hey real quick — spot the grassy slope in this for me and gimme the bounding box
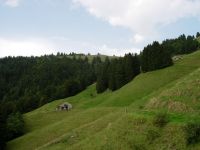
[7,50,200,150]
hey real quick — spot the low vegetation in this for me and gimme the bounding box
[146,129,160,144]
[184,121,200,145]
[153,112,169,128]
[6,113,24,141]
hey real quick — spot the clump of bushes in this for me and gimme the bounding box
[6,112,25,140]
[153,112,169,127]
[184,121,200,145]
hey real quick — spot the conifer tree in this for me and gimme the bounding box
[108,59,117,91]
[196,32,200,38]
[96,57,110,93]
[141,41,173,72]
[115,58,125,89]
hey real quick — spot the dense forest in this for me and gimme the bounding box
[0,33,200,149]
[0,54,97,149]
[96,54,140,93]
[0,54,96,112]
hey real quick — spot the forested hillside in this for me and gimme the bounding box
[0,54,95,113]
[7,48,200,150]
[0,33,200,149]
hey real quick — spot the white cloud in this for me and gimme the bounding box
[100,44,140,56]
[4,0,20,7]
[0,37,56,57]
[0,37,139,57]
[130,34,144,44]
[73,0,200,42]
[49,37,139,56]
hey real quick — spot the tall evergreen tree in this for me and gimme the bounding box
[108,59,117,91]
[124,53,141,83]
[115,58,125,89]
[124,53,135,82]
[96,57,110,93]
[196,32,200,38]
[132,54,141,76]
[141,41,173,72]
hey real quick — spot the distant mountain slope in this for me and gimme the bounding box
[7,50,200,150]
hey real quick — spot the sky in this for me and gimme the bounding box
[0,0,200,57]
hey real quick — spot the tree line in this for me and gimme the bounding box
[162,34,200,56]
[96,54,140,93]
[96,33,200,92]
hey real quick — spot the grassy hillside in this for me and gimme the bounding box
[7,50,200,150]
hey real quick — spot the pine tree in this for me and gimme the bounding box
[141,41,173,72]
[108,59,117,91]
[196,32,200,38]
[115,58,125,89]
[124,53,141,83]
[132,54,141,76]
[96,57,110,93]
[124,53,135,82]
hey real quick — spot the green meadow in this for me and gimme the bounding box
[7,50,200,150]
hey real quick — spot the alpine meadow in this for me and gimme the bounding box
[1,0,200,150]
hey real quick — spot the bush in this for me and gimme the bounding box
[153,113,169,127]
[184,122,200,145]
[0,116,6,150]
[146,129,160,143]
[6,112,25,140]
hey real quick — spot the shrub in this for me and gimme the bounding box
[184,122,200,145]
[153,113,169,127]
[6,112,25,140]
